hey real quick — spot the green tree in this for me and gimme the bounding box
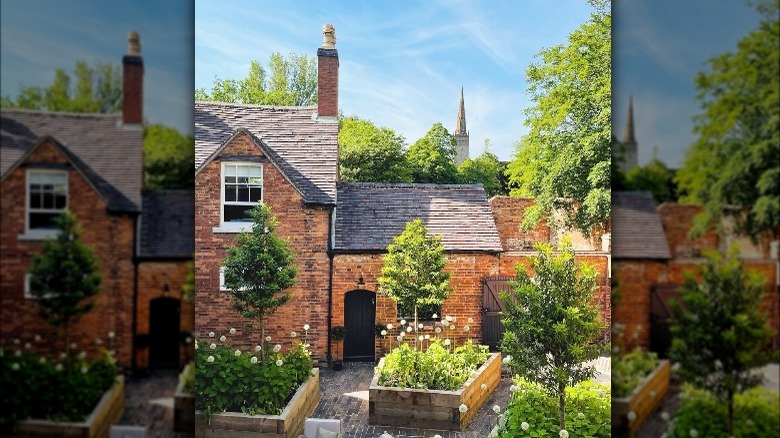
[196,53,317,106]
[2,60,121,113]
[501,238,604,431]
[338,116,411,182]
[377,219,453,345]
[222,202,298,358]
[143,124,195,189]
[28,211,102,356]
[675,1,780,241]
[506,1,611,236]
[457,142,507,197]
[406,123,459,184]
[669,247,772,436]
[626,158,676,203]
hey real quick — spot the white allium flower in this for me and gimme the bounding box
[418,335,424,341]
[209,332,215,338]
[24,342,31,350]
[290,331,297,338]
[381,330,387,336]
[108,331,116,339]
[502,356,511,364]
[492,405,501,414]
[442,320,449,327]
[627,411,637,422]
[95,338,102,345]
[577,412,585,419]
[39,357,46,364]
[81,366,88,374]
[185,337,192,344]
[418,323,423,329]
[435,327,441,333]
[387,324,393,330]
[255,345,262,352]
[78,351,86,360]
[632,332,639,340]
[446,315,453,322]
[195,340,199,350]
[433,435,442,438]
[480,383,487,391]
[406,327,412,333]
[425,334,430,340]
[444,339,451,346]
[264,227,269,234]
[265,336,272,342]
[458,404,468,413]
[70,342,77,350]
[521,422,529,431]
[468,317,474,323]
[672,362,681,372]
[304,324,310,331]
[396,335,403,342]
[11,362,20,370]
[34,335,41,342]
[55,363,63,372]
[432,313,438,319]
[14,350,21,357]
[250,356,258,364]
[13,339,20,345]
[400,319,406,326]
[276,359,283,366]
[559,430,569,438]
[210,343,216,350]
[220,335,226,342]
[207,356,214,362]
[714,359,722,369]
[661,411,670,421]
[234,350,241,356]
[510,385,518,392]
[229,328,236,335]
[689,429,698,437]
[450,325,455,331]
[59,352,67,359]
[464,325,470,332]
[274,344,282,352]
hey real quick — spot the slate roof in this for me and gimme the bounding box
[612,191,671,259]
[1,109,142,212]
[334,183,503,252]
[138,190,194,259]
[195,102,338,205]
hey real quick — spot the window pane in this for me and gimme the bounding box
[29,212,59,229]
[224,165,236,177]
[30,193,42,209]
[249,166,262,178]
[237,186,249,202]
[224,204,253,222]
[236,166,249,177]
[225,185,236,202]
[249,187,262,202]
[224,176,236,184]
[236,176,249,184]
[43,193,53,209]
[54,194,67,209]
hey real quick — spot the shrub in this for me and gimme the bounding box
[376,339,489,391]
[195,341,313,419]
[669,385,779,438]
[0,348,118,423]
[612,348,659,398]
[181,361,195,394]
[499,378,610,438]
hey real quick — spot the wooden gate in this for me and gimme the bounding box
[649,283,682,358]
[149,297,181,368]
[482,276,513,351]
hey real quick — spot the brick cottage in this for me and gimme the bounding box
[0,33,194,371]
[194,26,610,363]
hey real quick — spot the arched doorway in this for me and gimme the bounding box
[344,290,375,361]
[149,296,181,368]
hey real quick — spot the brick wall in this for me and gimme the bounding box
[658,203,719,258]
[611,260,668,352]
[195,132,331,360]
[489,196,550,251]
[0,140,136,367]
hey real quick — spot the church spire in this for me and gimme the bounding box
[455,86,467,135]
[623,95,637,145]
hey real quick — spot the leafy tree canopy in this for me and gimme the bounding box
[196,53,317,106]
[675,0,780,241]
[457,141,507,197]
[338,116,411,183]
[406,122,459,184]
[506,2,611,236]
[2,60,121,113]
[143,124,195,189]
[625,157,676,204]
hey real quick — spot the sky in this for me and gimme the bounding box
[195,0,597,162]
[613,0,765,168]
[0,0,193,135]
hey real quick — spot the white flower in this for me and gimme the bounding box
[502,356,511,364]
[381,330,387,336]
[276,359,283,366]
[612,345,620,354]
[468,317,474,323]
[418,323,423,329]
[70,342,77,350]
[442,320,449,327]
[396,336,403,342]
[627,411,636,422]
[597,390,604,398]
[444,339,451,346]
[234,350,241,356]
[185,337,192,344]
[59,352,67,359]
[39,357,46,364]
[78,351,87,360]
[492,405,501,414]
[435,327,441,333]
[406,327,412,333]
[255,345,262,352]
[209,332,215,338]
[11,363,20,371]
[14,350,21,357]
[34,335,41,342]
[577,412,585,419]
[387,324,393,330]
[464,325,470,332]
[55,363,63,372]
[290,331,297,338]
[480,383,487,391]
[446,315,453,322]
[24,342,31,350]
[250,356,258,364]
[229,328,236,335]
[207,356,214,363]
[274,344,282,352]
[433,435,442,438]
[714,359,722,369]
[108,331,116,339]
[95,338,102,345]
[220,335,226,342]
[304,324,310,331]
[264,227,269,234]
[265,336,272,342]
[400,319,406,326]
[521,422,529,431]
[210,343,216,350]
[559,430,569,438]
[432,313,438,319]
[661,411,670,421]
[510,385,518,392]
[424,335,430,340]
[689,429,698,437]
[13,339,20,345]
[418,335,424,341]
[81,366,88,374]
[672,362,681,372]
[195,340,199,350]
[458,404,468,413]
[450,325,455,330]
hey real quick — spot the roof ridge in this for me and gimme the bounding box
[338,182,485,190]
[195,101,316,111]
[0,108,120,118]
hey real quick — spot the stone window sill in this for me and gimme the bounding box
[18,230,58,241]
[212,225,252,234]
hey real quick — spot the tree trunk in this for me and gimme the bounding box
[414,305,419,351]
[259,318,265,361]
[64,323,70,364]
[559,384,566,431]
[727,390,734,437]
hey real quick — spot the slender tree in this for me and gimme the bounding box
[143,124,195,189]
[28,211,102,357]
[457,143,506,197]
[338,116,411,183]
[501,238,604,431]
[406,123,459,184]
[221,202,297,358]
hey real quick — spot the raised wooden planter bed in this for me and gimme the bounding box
[612,359,670,437]
[195,368,319,438]
[174,363,195,433]
[2,375,125,438]
[369,352,501,431]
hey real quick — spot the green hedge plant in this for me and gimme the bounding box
[612,348,659,398]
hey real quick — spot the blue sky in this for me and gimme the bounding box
[613,0,764,168]
[195,0,597,161]
[0,0,193,135]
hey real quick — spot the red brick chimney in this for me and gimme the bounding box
[317,24,338,118]
[122,31,144,126]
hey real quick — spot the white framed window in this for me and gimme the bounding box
[27,169,68,232]
[217,162,262,231]
[219,266,228,291]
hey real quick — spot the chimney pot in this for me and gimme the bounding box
[317,24,338,118]
[122,32,144,126]
[322,24,336,49]
[127,31,141,56]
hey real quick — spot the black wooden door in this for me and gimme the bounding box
[482,276,512,351]
[149,297,180,368]
[344,290,375,361]
[650,284,681,358]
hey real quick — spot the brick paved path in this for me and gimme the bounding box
[118,369,193,438]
